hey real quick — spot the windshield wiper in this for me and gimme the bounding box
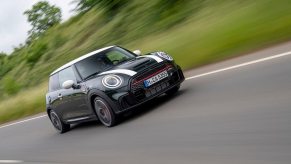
[84,72,100,80]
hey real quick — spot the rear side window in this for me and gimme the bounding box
[58,67,76,86]
[49,73,60,92]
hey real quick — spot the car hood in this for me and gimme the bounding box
[97,53,166,77]
[115,57,157,71]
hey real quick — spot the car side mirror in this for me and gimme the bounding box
[133,50,141,56]
[62,80,75,89]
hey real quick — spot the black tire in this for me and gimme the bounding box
[94,97,116,127]
[165,85,180,96]
[49,110,70,133]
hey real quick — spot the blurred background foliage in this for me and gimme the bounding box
[24,1,62,43]
[1,0,291,123]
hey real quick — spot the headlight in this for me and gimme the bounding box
[157,52,173,61]
[102,75,123,89]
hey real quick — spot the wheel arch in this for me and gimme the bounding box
[88,89,121,115]
[46,108,52,119]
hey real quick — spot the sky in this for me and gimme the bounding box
[0,0,75,54]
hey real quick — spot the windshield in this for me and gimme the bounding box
[75,47,135,80]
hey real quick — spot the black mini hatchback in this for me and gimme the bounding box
[46,46,184,133]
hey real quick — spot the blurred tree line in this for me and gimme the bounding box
[0,0,200,97]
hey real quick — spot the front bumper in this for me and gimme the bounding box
[116,66,185,113]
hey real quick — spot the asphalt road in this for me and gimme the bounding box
[1,42,291,164]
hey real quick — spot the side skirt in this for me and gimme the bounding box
[65,115,97,124]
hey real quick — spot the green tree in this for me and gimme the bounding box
[73,0,99,12]
[24,1,62,43]
[73,0,126,16]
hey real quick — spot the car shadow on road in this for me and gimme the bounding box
[69,89,187,131]
[68,121,101,132]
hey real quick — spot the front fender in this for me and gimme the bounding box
[87,88,122,114]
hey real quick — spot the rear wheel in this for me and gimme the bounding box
[49,110,70,133]
[166,85,180,96]
[94,97,116,127]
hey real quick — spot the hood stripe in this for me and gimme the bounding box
[99,69,137,76]
[137,55,163,63]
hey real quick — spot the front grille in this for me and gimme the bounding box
[130,63,173,101]
[144,81,169,97]
[131,64,169,92]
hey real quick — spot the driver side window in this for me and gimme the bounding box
[58,67,76,87]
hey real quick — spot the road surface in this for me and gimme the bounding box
[1,42,291,164]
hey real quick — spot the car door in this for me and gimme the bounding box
[57,66,91,121]
[47,73,62,115]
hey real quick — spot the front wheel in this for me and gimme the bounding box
[94,97,116,127]
[49,110,70,133]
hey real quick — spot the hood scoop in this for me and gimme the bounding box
[133,60,154,71]
[114,57,156,72]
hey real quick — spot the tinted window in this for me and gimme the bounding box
[75,47,135,80]
[49,73,60,92]
[58,67,76,87]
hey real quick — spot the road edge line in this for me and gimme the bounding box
[185,51,291,80]
[0,115,47,129]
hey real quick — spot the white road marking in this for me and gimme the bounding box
[0,115,47,129]
[0,160,23,163]
[0,50,291,130]
[186,51,291,80]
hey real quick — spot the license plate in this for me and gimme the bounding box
[144,71,168,88]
